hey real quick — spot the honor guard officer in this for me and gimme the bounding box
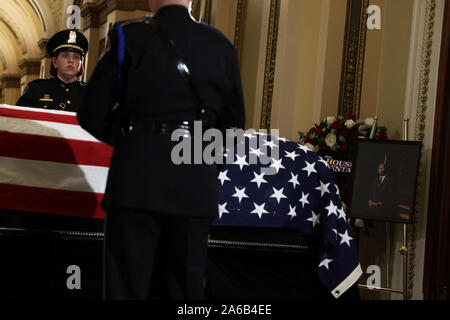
[78,0,245,300]
[16,29,89,112]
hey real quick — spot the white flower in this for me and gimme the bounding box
[305,143,315,151]
[325,133,337,147]
[358,124,369,134]
[344,119,355,129]
[364,117,375,127]
[339,135,346,143]
[355,219,365,227]
[330,144,340,151]
[326,116,336,126]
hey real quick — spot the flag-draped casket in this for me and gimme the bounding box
[0,104,362,298]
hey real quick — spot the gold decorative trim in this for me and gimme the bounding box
[234,0,248,65]
[260,0,281,130]
[203,0,212,25]
[408,0,437,300]
[338,0,369,118]
[0,75,21,89]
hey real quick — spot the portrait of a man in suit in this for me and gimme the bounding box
[368,162,393,215]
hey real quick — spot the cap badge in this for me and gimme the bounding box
[68,31,77,44]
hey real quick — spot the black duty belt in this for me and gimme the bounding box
[122,119,193,136]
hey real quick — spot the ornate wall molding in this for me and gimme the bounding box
[0,75,21,89]
[408,0,437,300]
[81,0,148,30]
[0,50,7,71]
[234,0,248,65]
[19,59,41,77]
[260,0,280,130]
[0,11,28,55]
[338,0,369,118]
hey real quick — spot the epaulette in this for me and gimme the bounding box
[116,16,151,28]
[27,78,49,87]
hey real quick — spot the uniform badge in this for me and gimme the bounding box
[68,31,77,44]
[39,94,53,102]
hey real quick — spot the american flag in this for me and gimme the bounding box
[0,105,361,298]
[213,131,362,298]
[0,104,113,219]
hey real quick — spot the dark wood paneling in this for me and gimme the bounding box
[423,0,450,300]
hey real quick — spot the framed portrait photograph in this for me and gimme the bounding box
[347,139,422,224]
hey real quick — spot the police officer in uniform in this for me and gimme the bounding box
[16,29,89,112]
[77,0,245,300]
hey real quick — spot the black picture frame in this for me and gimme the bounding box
[347,139,422,224]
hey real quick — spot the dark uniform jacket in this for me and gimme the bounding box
[77,5,245,218]
[16,77,87,112]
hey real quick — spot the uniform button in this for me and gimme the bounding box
[67,100,71,104]
[66,88,69,92]
[44,105,47,109]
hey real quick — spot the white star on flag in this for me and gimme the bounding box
[251,171,268,188]
[251,202,269,219]
[270,158,286,173]
[318,158,330,168]
[338,230,353,247]
[302,161,317,177]
[315,181,331,197]
[325,200,338,217]
[284,150,300,161]
[270,187,287,204]
[233,154,249,171]
[263,140,278,149]
[277,137,288,143]
[287,205,297,220]
[232,187,249,203]
[299,192,310,208]
[297,144,310,153]
[319,258,334,270]
[218,203,229,218]
[288,173,300,189]
[250,147,264,157]
[218,170,231,186]
[337,207,347,221]
[307,211,321,228]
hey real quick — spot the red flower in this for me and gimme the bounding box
[377,131,388,140]
[340,129,349,138]
[305,137,312,144]
[310,127,317,134]
[319,143,327,151]
[348,114,357,121]
[332,120,342,130]
[341,144,349,152]
[350,131,359,140]
[316,128,323,136]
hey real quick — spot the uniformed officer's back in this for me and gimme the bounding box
[77,0,246,300]
[103,5,243,125]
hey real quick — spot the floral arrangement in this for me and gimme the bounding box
[298,114,387,160]
[298,114,388,238]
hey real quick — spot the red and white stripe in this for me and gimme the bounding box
[0,104,113,219]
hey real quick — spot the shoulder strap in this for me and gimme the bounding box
[147,17,207,121]
[115,24,126,99]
